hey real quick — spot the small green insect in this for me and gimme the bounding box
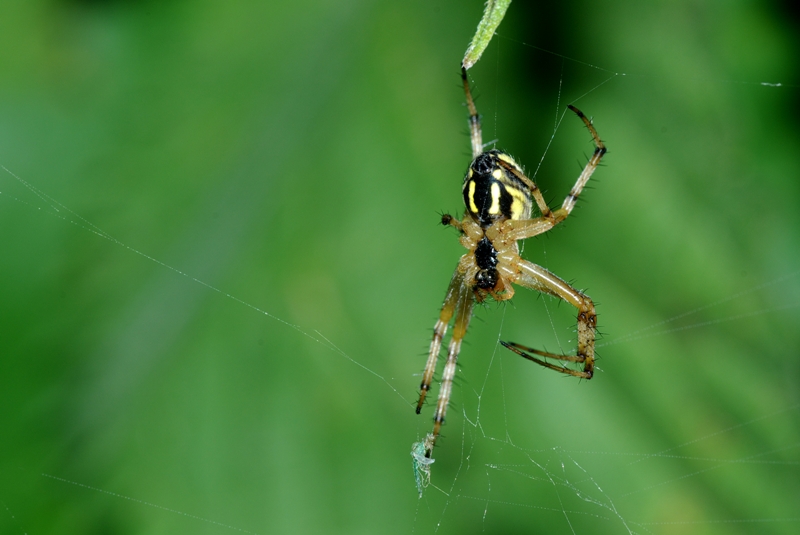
[411,434,436,497]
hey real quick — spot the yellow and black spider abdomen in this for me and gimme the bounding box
[462,150,533,227]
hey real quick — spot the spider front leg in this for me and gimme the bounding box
[431,276,474,449]
[416,268,465,414]
[415,214,469,415]
[416,260,475,454]
[501,259,596,379]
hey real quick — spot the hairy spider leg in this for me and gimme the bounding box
[559,105,607,217]
[495,157,553,219]
[501,259,596,378]
[461,67,483,159]
[416,268,464,414]
[431,273,475,450]
[495,105,607,243]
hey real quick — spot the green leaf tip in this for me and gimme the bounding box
[462,0,512,70]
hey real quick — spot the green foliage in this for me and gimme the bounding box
[463,0,511,69]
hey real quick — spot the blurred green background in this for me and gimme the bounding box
[1,0,799,534]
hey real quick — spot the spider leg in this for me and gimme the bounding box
[554,105,606,220]
[416,267,465,414]
[493,105,607,243]
[431,277,475,449]
[441,213,463,231]
[502,259,596,379]
[501,342,591,378]
[495,158,554,222]
[500,216,558,243]
[461,67,483,159]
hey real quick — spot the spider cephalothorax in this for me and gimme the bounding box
[416,68,607,456]
[473,236,498,290]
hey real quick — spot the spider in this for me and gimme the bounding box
[415,68,606,455]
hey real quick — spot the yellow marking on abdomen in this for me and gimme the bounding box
[507,186,529,219]
[488,182,501,214]
[468,180,479,214]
